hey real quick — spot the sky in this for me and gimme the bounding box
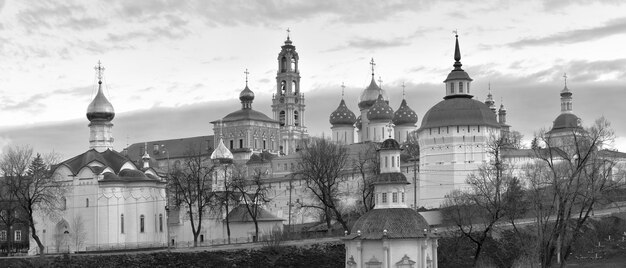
[1,0,626,159]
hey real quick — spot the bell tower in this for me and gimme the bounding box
[272,29,308,154]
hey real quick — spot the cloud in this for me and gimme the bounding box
[16,1,107,32]
[508,17,626,48]
[541,0,624,11]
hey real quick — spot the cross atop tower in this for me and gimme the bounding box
[94,60,105,83]
[453,29,458,37]
[341,82,345,98]
[402,82,406,99]
[286,28,290,39]
[244,68,249,86]
[370,58,376,77]
[563,72,568,88]
[386,122,395,138]
[378,76,383,89]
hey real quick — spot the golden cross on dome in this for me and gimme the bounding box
[402,82,406,99]
[378,76,383,89]
[386,122,394,138]
[370,58,376,76]
[94,60,105,82]
[341,82,345,98]
[244,68,249,85]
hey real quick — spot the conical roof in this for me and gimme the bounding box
[367,94,394,121]
[330,99,357,126]
[393,99,418,126]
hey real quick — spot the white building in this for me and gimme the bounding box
[344,138,438,268]
[31,63,168,254]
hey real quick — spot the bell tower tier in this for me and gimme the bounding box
[271,30,308,155]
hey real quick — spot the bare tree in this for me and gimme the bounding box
[231,167,269,242]
[168,145,214,247]
[71,215,87,252]
[209,163,238,244]
[296,137,351,233]
[442,134,524,266]
[0,146,64,256]
[353,143,378,213]
[524,117,621,267]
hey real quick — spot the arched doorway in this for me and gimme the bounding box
[55,219,70,253]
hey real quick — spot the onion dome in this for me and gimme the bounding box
[358,77,388,110]
[420,98,499,130]
[330,99,357,126]
[350,208,430,239]
[355,115,362,130]
[393,99,418,126]
[211,137,234,163]
[86,67,115,121]
[367,94,394,121]
[380,138,401,151]
[239,85,255,103]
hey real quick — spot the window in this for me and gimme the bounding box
[0,230,6,241]
[392,193,398,203]
[239,139,243,148]
[86,198,89,208]
[229,140,234,149]
[140,215,145,233]
[14,230,21,241]
[382,193,387,203]
[263,140,266,149]
[153,144,159,153]
[391,156,395,167]
[121,214,124,234]
[402,193,405,203]
[159,214,163,232]
[385,156,388,168]
[450,82,454,94]
[459,82,464,93]
[279,111,286,126]
[294,111,299,127]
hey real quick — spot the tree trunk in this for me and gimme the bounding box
[28,218,44,256]
[253,219,259,242]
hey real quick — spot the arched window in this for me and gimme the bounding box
[86,198,89,208]
[450,83,455,94]
[140,215,145,233]
[281,57,287,72]
[159,214,163,232]
[294,111,299,126]
[290,57,296,71]
[292,81,298,94]
[280,81,286,95]
[239,139,243,148]
[392,192,398,203]
[459,82,464,93]
[279,111,286,126]
[121,214,124,234]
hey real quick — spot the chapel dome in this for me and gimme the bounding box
[419,97,500,130]
[393,99,418,126]
[367,94,394,121]
[86,83,115,121]
[351,208,430,239]
[239,85,255,102]
[358,77,388,110]
[380,138,401,151]
[330,99,357,126]
[552,113,581,131]
[211,137,234,162]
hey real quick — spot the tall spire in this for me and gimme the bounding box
[453,30,463,70]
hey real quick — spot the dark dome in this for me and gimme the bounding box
[239,85,255,102]
[351,208,429,239]
[86,84,115,121]
[330,99,357,126]
[419,96,500,130]
[367,94,394,121]
[444,69,472,82]
[222,109,276,123]
[355,115,362,130]
[552,113,580,131]
[380,138,401,150]
[358,77,388,110]
[393,99,418,125]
